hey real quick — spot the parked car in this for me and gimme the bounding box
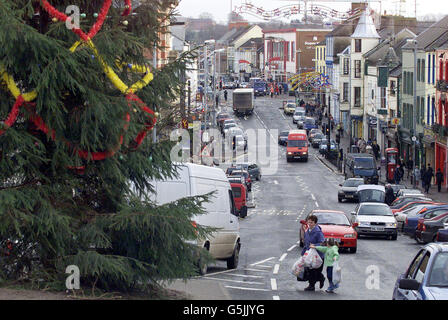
[394,202,438,231]
[303,117,317,133]
[278,130,289,146]
[284,103,296,115]
[390,184,407,197]
[299,210,358,253]
[229,170,252,192]
[403,205,448,239]
[230,182,248,218]
[234,162,261,181]
[350,202,397,240]
[293,110,306,124]
[390,196,433,209]
[397,189,425,198]
[217,112,231,129]
[392,243,448,300]
[223,122,237,137]
[308,128,323,141]
[149,163,240,274]
[357,185,385,203]
[436,228,448,242]
[415,212,448,244]
[318,139,337,155]
[338,178,364,203]
[311,133,325,148]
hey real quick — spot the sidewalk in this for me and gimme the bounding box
[164,278,231,300]
[317,119,448,203]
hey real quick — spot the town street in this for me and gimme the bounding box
[198,92,421,300]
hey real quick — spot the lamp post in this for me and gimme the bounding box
[407,38,418,188]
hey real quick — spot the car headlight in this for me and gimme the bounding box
[303,152,307,155]
[386,222,397,228]
[287,152,292,155]
[358,221,370,227]
[344,233,356,238]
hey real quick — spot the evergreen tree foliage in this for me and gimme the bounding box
[0,0,211,293]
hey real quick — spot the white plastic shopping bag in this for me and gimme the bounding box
[333,260,342,285]
[291,256,306,277]
[304,248,323,269]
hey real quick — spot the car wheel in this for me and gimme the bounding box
[257,175,260,181]
[391,234,398,241]
[227,244,240,269]
[349,246,357,253]
[338,197,342,203]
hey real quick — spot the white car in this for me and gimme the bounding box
[293,110,306,124]
[397,188,424,197]
[223,122,237,137]
[351,202,398,240]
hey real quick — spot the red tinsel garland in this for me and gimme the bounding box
[0,95,24,136]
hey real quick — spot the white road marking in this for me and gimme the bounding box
[273,296,280,300]
[315,201,319,207]
[202,277,264,285]
[273,264,280,275]
[244,268,271,273]
[279,253,287,262]
[311,194,316,200]
[274,180,279,185]
[287,245,297,252]
[250,257,275,266]
[225,286,270,292]
[271,279,278,291]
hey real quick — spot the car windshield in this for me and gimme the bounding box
[286,104,295,108]
[428,253,448,287]
[305,118,315,125]
[354,158,375,169]
[358,205,393,216]
[343,180,364,187]
[225,123,237,129]
[288,140,307,147]
[315,212,350,226]
[280,131,289,136]
[314,134,324,139]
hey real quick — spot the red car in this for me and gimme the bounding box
[230,182,247,218]
[391,201,436,215]
[299,210,358,253]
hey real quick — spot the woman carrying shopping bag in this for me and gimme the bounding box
[311,238,340,293]
[301,215,325,291]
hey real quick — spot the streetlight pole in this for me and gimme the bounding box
[407,38,418,188]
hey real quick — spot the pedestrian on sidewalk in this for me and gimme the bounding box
[372,141,380,161]
[413,166,421,187]
[394,165,402,185]
[385,184,395,206]
[424,164,434,194]
[270,85,274,98]
[436,168,444,192]
[310,238,340,293]
[301,215,325,292]
[279,84,283,95]
[421,166,427,190]
[407,159,414,179]
[224,89,228,102]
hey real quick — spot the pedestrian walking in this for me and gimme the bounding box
[413,166,420,187]
[224,89,228,102]
[385,184,395,206]
[407,159,414,179]
[421,166,427,190]
[372,141,380,161]
[394,165,402,185]
[279,84,283,95]
[270,85,274,98]
[301,215,325,291]
[424,164,434,194]
[436,168,444,192]
[310,238,340,293]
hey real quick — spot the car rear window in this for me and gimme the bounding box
[232,187,242,198]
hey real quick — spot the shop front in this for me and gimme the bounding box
[435,140,447,187]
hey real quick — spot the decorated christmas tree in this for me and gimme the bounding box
[0,0,211,293]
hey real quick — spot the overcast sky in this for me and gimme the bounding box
[176,0,448,24]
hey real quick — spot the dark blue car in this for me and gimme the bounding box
[392,243,448,300]
[403,205,448,239]
[303,117,317,132]
[437,229,448,242]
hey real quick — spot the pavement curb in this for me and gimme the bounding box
[164,278,232,300]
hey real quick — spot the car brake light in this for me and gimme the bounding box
[405,217,408,225]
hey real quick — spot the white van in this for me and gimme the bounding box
[150,163,241,274]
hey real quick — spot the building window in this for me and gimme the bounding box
[355,39,362,53]
[421,59,425,82]
[354,60,361,78]
[291,42,295,62]
[343,82,349,102]
[416,97,421,125]
[417,59,421,82]
[381,87,386,109]
[343,58,349,75]
[390,80,396,96]
[354,87,361,106]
